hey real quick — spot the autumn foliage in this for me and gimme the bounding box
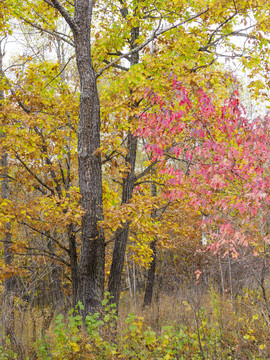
[2,0,270,359]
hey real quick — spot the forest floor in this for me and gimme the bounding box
[0,285,269,359]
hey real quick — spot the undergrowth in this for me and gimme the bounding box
[0,289,269,359]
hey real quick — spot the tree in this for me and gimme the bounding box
[138,79,270,259]
[0,37,16,342]
[2,0,270,318]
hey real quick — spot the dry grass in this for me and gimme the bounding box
[0,283,270,359]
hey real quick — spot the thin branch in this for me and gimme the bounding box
[199,25,255,52]
[102,59,129,72]
[23,245,70,266]
[43,0,57,8]
[14,152,55,195]
[156,200,171,221]
[96,6,209,78]
[15,251,70,267]
[4,58,32,73]
[102,150,118,164]
[19,221,70,254]
[164,152,195,166]
[229,31,270,45]
[135,159,158,182]
[191,58,215,73]
[134,180,165,186]
[47,0,78,33]
[58,159,66,186]
[108,51,131,62]
[19,16,75,47]
[64,0,74,7]
[207,12,238,47]
[43,54,75,89]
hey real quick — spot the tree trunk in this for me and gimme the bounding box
[73,0,105,315]
[143,178,157,308]
[108,25,139,308]
[108,131,137,307]
[0,40,16,337]
[47,233,64,308]
[68,223,79,309]
[142,238,157,308]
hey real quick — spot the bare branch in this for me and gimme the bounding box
[199,25,255,52]
[43,54,75,88]
[102,59,129,72]
[206,12,238,47]
[135,180,165,187]
[19,221,70,254]
[191,58,215,73]
[135,160,158,182]
[47,0,78,33]
[15,250,70,267]
[19,16,75,47]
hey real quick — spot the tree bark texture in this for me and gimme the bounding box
[108,132,137,307]
[143,179,157,308]
[68,223,79,309]
[108,25,139,305]
[108,24,140,308]
[142,239,157,308]
[73,0,105,315]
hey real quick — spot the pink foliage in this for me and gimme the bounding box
[137,79,270,255]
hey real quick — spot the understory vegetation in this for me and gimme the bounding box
[1,268,270,359]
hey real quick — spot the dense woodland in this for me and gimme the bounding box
[1,0,270,359]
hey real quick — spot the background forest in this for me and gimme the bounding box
[1,0,270,359]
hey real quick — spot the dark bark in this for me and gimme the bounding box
[68,223,79,309]
[46,232,64,308]
[108,132,137,307]
[142,238,157,308]
[72,0,105,315]
[143,177,158,308]
[108,23,140,308]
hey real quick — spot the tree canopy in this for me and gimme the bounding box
[1,0,270,322]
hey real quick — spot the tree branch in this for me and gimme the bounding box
[19,220,70,254]
[102,59,129,72]
[96,6,209,78]
[47,0,78,33]
[19,16,75,47]
[199,25,255,52]
[43,54,75,89]
[206,12,238,47]
[135,160,158,182]
[14,152,55,195]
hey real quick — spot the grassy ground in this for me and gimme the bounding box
[0,286,269,359]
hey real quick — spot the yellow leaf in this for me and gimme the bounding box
[70,342,80,352]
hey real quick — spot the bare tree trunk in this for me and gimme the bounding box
[46,233,64,309]
[68,223,79,308]
[143,239,157,308]
[219,255,225,301]
[143,179,157,308]
[108,131,137,307]
[73,0,105,315]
